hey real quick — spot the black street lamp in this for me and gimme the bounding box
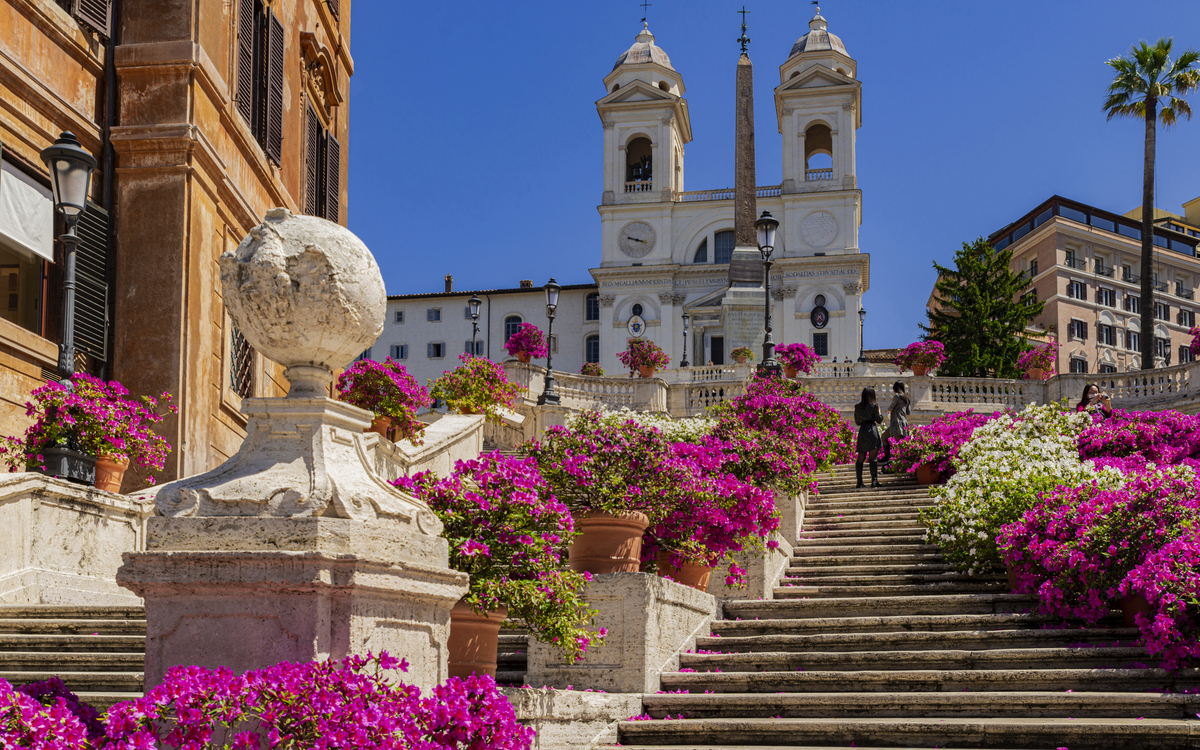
[680,311,690,368]
[537,278,561,406]
[40,132,97,386]
[754,210,782,377]
[468,294,482,356]
[857,307,867,363]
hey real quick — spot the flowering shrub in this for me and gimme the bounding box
[504,323,548,359]
[396,452,605,662]
[774,343,821,375]
[100,653,533,750]
[574,408,715,444]
[1191,326,1200,358]
[1120,527,1200,670]
[1077,409,1200,467]
[729,346,755,363]
[1017,340,1059,378]
[921,404,1107,575]
[617,338,670,373]
[579,362,605,377]
[429,354,521,425]
[709,376,853,495]
[893,340,946,373]
[337,358,431,443]
[0,374,176,482]
[891,410,999,476]
[1,677,99,749]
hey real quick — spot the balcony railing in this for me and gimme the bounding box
[1177,287,1195,300]
[625,180,653,193]
[673,185,783,203]
[1095,266,1114,278]
[1154,280,1169,292]
[805,168,834,181]
[1064,257,1085,270]
[1123,271,1141,284]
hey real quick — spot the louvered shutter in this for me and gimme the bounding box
[324,132,340,223]
[73,202,110,361]
[305,106,322,216]
[427,343,434,358]
[72,0,111,37]
[236,0,255,124]
[1081,322,1088,341]
[264,10,284,165]
[327,0,339,20]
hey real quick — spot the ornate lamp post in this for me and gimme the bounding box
[537,278,561,406]
[680,311,691,368]
[468,294,482,356]
[857,307,867,363]
[40,132,96,386]
[754,210,781,377]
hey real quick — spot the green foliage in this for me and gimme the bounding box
[921,237,1044,378]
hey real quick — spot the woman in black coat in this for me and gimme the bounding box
[854,386,884,489]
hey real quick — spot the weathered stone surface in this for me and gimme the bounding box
[501,688,644,750]
[776,490,808,547]
[0,474,151,605]
[371,414,485,482]
[526,572,717,693]
[706,532,792,603]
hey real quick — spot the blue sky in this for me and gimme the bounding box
[347,0,1200,349]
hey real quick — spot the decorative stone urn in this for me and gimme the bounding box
[118,209,468,690]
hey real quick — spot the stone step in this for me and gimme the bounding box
[602,746,1033,750]
[0,606,145,620]
[495,670,527,687]
[779,573,1003,586]
[790,553,946,567]
[0,651,145,671]
[793,535,929,549]
[640,690,1200,720]
[658,667,1197,694]
[693,627,1139,654]
[614,716,1200,749]
[710,612,1115,638]
[75,691,141,711]
[799,526,928,539]
[0,670,143,692]
[0,634,145,652]
[0,618,146,635]
[804,516,923,531]
[725,593,1038,620]
[808,493,934,506]
[774,582,1007,598]
[676,646,1152,673]
[789,563,957,577]
[792,545,940,559]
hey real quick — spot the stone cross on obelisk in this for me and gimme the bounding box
[722,10,767,357]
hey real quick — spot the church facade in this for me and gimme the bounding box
[382,9,871,384]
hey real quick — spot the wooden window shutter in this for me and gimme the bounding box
[324,132,340,223]
[1081,321,1088,341]
[264,9,285,165]
[72,0,111,37]
[73,202,111,361]
[327,0,339,20]
[305,106,322,216]
[236,0,255,124]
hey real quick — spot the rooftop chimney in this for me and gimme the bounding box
[445,274,453,293]
[519,279,534,289]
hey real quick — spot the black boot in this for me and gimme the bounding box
[870,460,880,488]
[855,460,865,489]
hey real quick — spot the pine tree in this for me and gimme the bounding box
[921,238,1045,378]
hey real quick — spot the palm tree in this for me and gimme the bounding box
[1104,38,1199,370]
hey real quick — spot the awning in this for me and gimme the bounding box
[0,160,54,262]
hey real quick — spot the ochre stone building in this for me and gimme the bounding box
[0,0,351,485]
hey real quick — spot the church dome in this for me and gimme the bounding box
[787,7,848,59]
[613,24,675,71]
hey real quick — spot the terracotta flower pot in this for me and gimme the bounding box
[1027,367,1046,381]
[733,355,748,365]
[915,462,942,486]
[447,599,508,679]
[656,551,713,591]
[94,455,129,493]
[784,365,798,379]
[1120,593,1152,628]
[516,352,531,364]
[366,415,392,440]
[1005,563,1019,592]
[569,510,650,574]
[638,365,655,378]
[911,364,929,377]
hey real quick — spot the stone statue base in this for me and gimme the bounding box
[720,284,766,356]
[117,516,468,690]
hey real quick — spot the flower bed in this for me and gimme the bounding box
[504,323,548,359]
[337,358,431,443]
[617,338,669,373]
[891,410,999,477]
[396,452,605,662]
[1016,340,1059,379]
[429,354,521,424]
[774,343,821,375]
[894,340,946,373]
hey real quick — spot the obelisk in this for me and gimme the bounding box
[722,11,766,358]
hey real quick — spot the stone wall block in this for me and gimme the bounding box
[500,688,644,750]
[705,532,792,603]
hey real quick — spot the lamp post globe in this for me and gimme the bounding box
[754,210,782,377]
[857,307,867,363]
[680,311,690,368]
[537,278,561,405]
[468,294,482,356]
[40,132,97,385]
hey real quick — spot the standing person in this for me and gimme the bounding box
[854,387,884,489]
[881,381,910,467]
[1076,383,1113,418]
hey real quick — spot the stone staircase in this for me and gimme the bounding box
[0,605,145,710]
[604,465,1200,749]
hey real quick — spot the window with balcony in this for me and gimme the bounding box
[1064,250,1084,270]
[1096,287,1115,307]
[804,123,834,181]
[1094,257,1114,278]
[625,137,653,193]
[1122,265,1139,284]
[1177,281,1195,300]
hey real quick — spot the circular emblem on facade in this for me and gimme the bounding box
[627,315,647,338]
[814,294,826,307]
[810,306,829,329]
[619,222,657,257]
[801,211,838,248]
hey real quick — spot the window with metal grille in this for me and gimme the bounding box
[586,293,600,321]
[427,308,441,322]
[390,344,407,360]
[812,332,829,357]
[230,326,254,398]
[504,315,522,341]
[714,231,736,264]
[586,335,600,363]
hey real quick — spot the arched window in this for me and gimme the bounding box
[805,123,833,179]
[625,137,653,192]
[586,293,600,321]
[504,315,523,342]
[586,335,600,363]
[693,238,708,263]
[714,230,736,264]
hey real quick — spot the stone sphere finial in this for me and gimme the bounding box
[220,208,385,397]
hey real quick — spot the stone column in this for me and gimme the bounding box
[118,210,468,691]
